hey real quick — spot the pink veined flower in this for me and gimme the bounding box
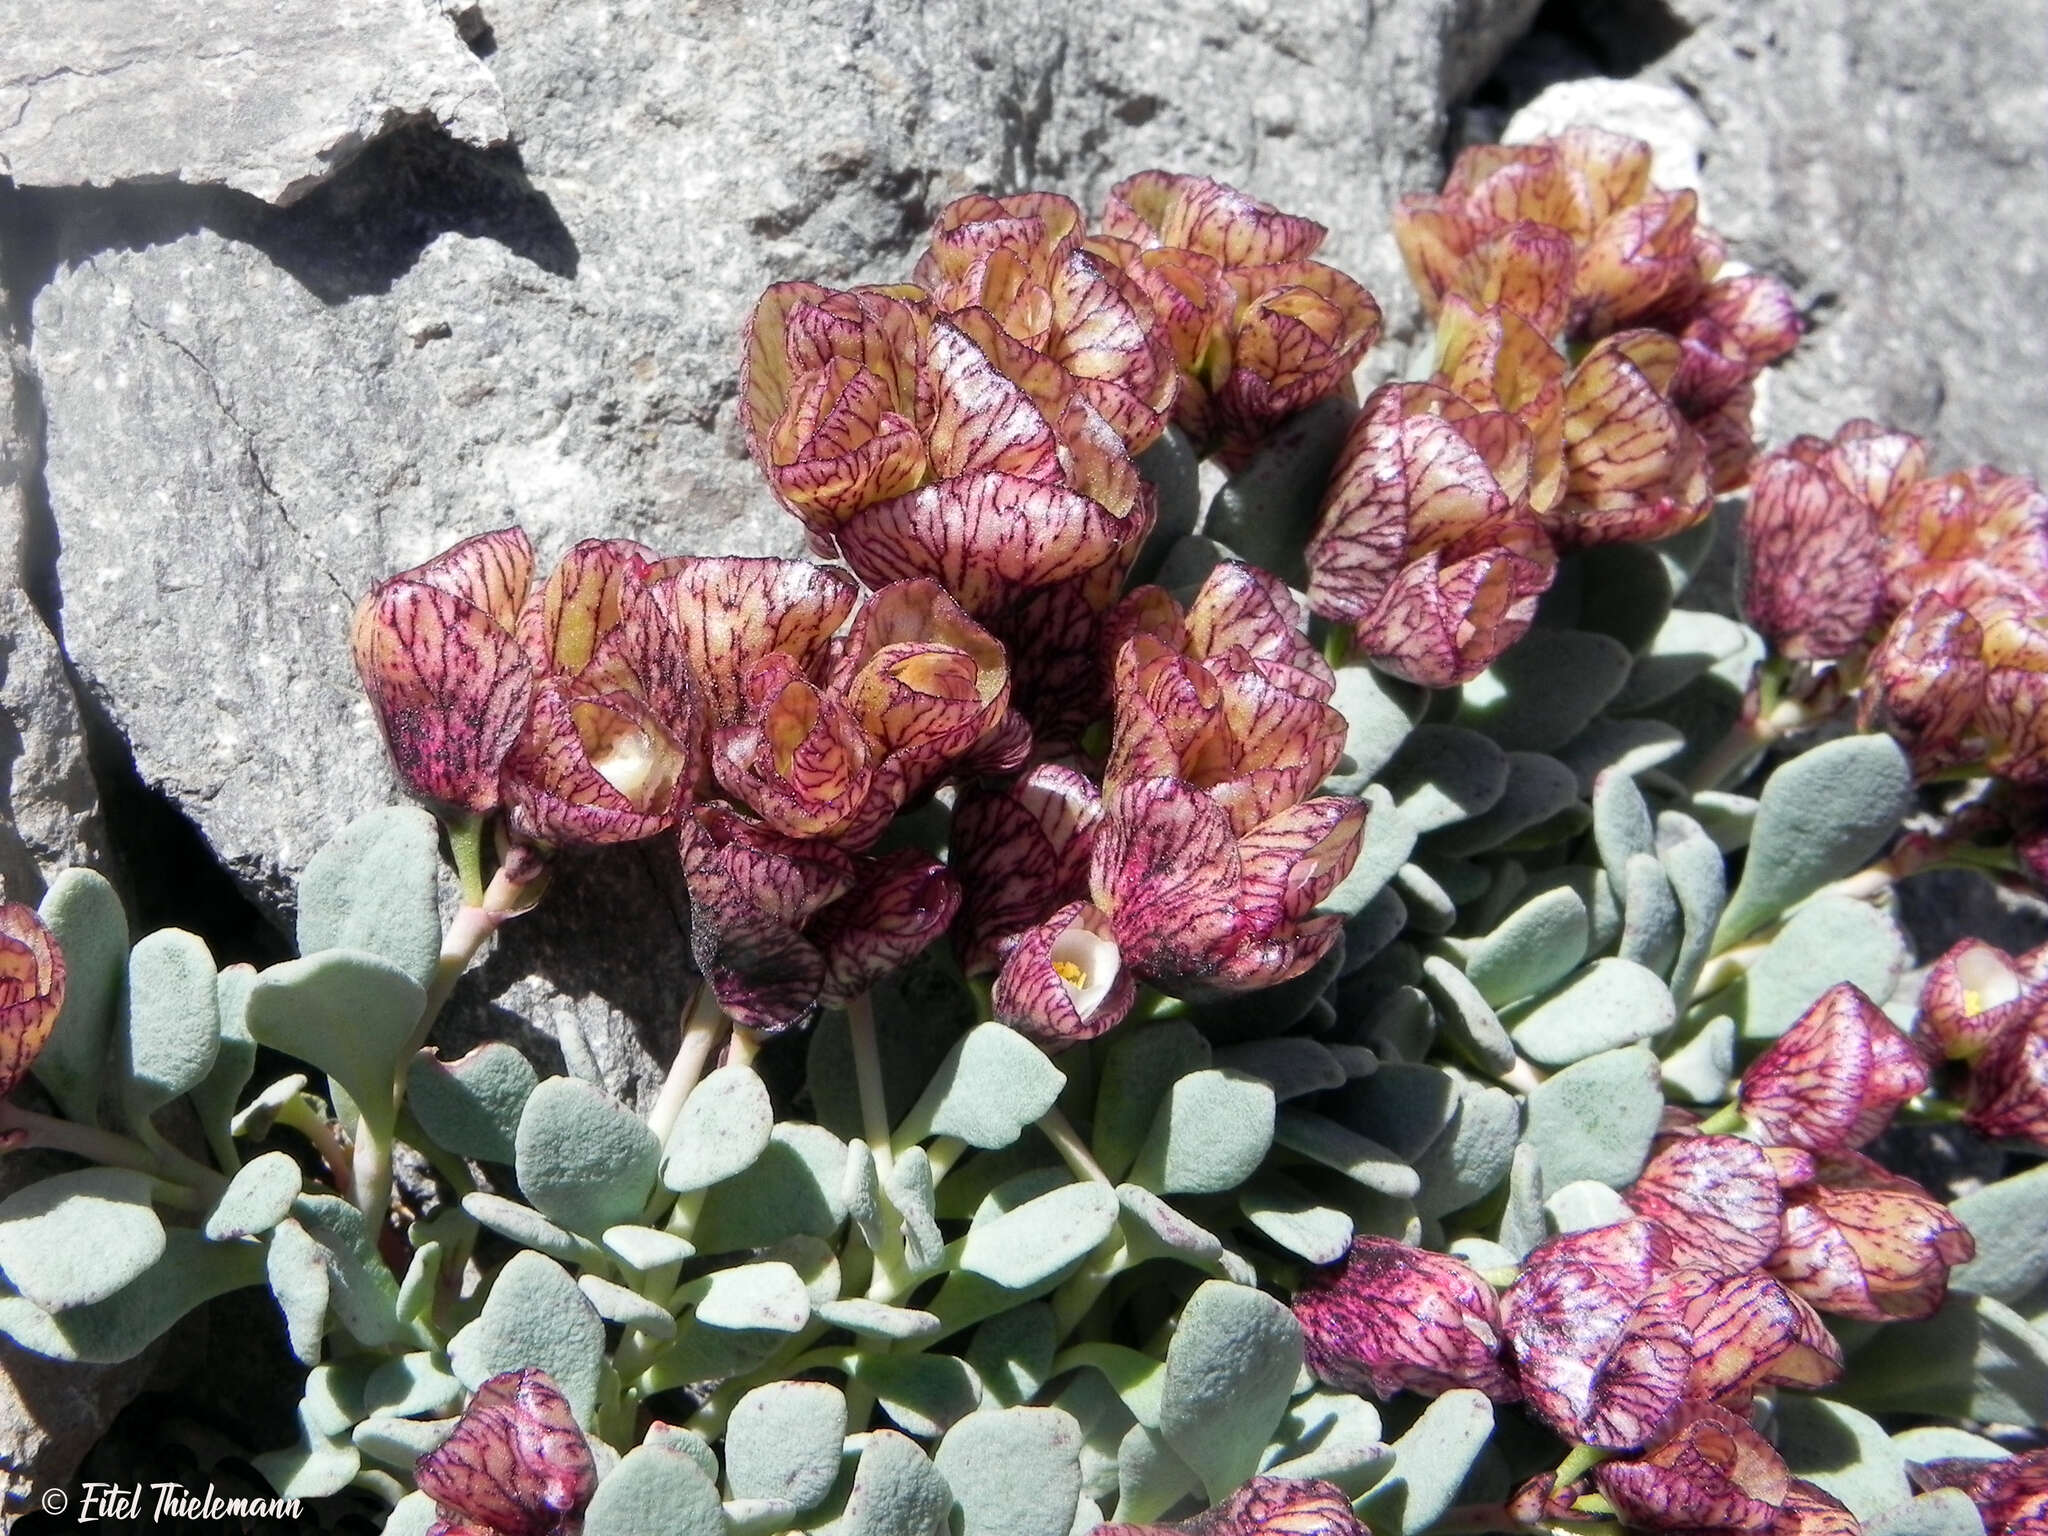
[1624,1134,1786,1277]
[1963,1004,2048,1152]
[1093,170,1382,464]
[1093,1474,1367,1536]
[1737,982,1928,1152]
[500,539,704,849]
[350,526,537,816]
[679,808,959,1034]
[1555,330,1711,548]
[990,900,1134,1049]
[414,1369,595,1536]
[1767,1151,1976,1322]
[1592,1404,1797,1536]
[1293,1235,1520,1403]
[1859,586,1993,780]
[913,190,1179,453]
[0,904,66,1105]
[1090,775,1364,1002]
[1304,380,1557,687]
[950,763,1104,976]
[1880,462,2048,617]
[1913,936,2043,1065]
[1913,1449,2048,1536]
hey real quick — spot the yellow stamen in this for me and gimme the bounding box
[1052,959,1087,988]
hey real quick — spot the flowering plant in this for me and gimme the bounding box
[3,136,2045,1536]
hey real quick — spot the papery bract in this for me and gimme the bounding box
[679,807,857,1034]
[1882,463,2048,614]
[915,191,1178,451]
[350,527,536,815]
[1964,1008,2048,1150]
[1914,1451,2048,1536]
[1432,296,1568,515]
[415,1369,594,1536]
[1860,590,1992,779]
[740,282,931,535]
[1294,1235,1520,1402]
[1767,1151,1975,1321]
[0,904,65,1103]
[1570,188,1713,339]
[1212,260,1381,464]
[1738,982,1927,1152]
[1556,330,1710,547]
[1096,1475,1366,1536]
[501,540,703,848]
[950,764,1102,974]
[991,900,1134,1048]
[1740,451,1887,661]
[1624,1134,1785,1276]
[1090,778,1363,998]
[649,556,859,729]
[1305,380,1555,687]
[1641,1266,1842,1400]
[1914,936,2040,1064]
[809,848,962,1006]
[1102,172,1329,267]
[1502,1219,1690,1449]
[1593,1405,1791,1536]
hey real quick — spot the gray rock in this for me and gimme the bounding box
[0,0,508,205]
[1523,0,2048,477]
[1,284,102,908]
[27,0,1536,1095]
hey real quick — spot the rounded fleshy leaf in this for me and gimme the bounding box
[0,903,66,1101]
[1294,1236,1517,1403]
[415,1368,595,1536]
[1738,982,1928,1152]
[350,528,537,815]
[992,901,1134,1050]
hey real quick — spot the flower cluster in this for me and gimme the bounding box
[1304,128,1800,687]
[1738,420,2048,785]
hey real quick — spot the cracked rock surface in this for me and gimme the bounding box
[0,0,507,204]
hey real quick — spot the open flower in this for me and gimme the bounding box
[1914,937,2043,1064]
[1860,588,1993,779]
[0,905,66,1104]
[351,527,536,815]
[1096,1476,1366,1536]
[1305,380,1556,686]
[1737,983,1927,1152]
[500,540,703,848]
[1294,1235,1519,1402]
[414,1369,594,1536]
[1881,463,2048,614]
[1768,1151,1975,1321]
[680,809,959,1033]
[1094,171,1381,463]
[1430,296,1568,516]
[914,191,1178,452]
[990,900,1134,1048]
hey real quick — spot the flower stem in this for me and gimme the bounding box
[847,993,894,1182]
[1697,1102,1747,1135]
[0,1101,166,1177]
[446,813,488,909]
[644,985,730,1148]
[1038,1106,1110,1185]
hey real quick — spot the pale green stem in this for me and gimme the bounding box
[0,1100,165,1176]
[925,1136,968,1185]
[847,993,893,1182]
[644,985,730,1148]
[274,1095,354,1199]
[1697,1102,1747,1135]
[446,813,488,909]
[1552,1443,1612,1489]
[1038,1106,1110,1185]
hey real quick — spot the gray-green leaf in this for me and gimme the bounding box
[897,1023,1065,1151]
[298,805,444,988]
[1522,1046,1663,1190]
[0,1167,166,1311]
[935,1405,1084,1536]
[1160,1281,1302,1501]
[662,1063,774,1193]
[1130,1069,1275,1196]
[515,1076,660,1237]
[725,1381,847,1511]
